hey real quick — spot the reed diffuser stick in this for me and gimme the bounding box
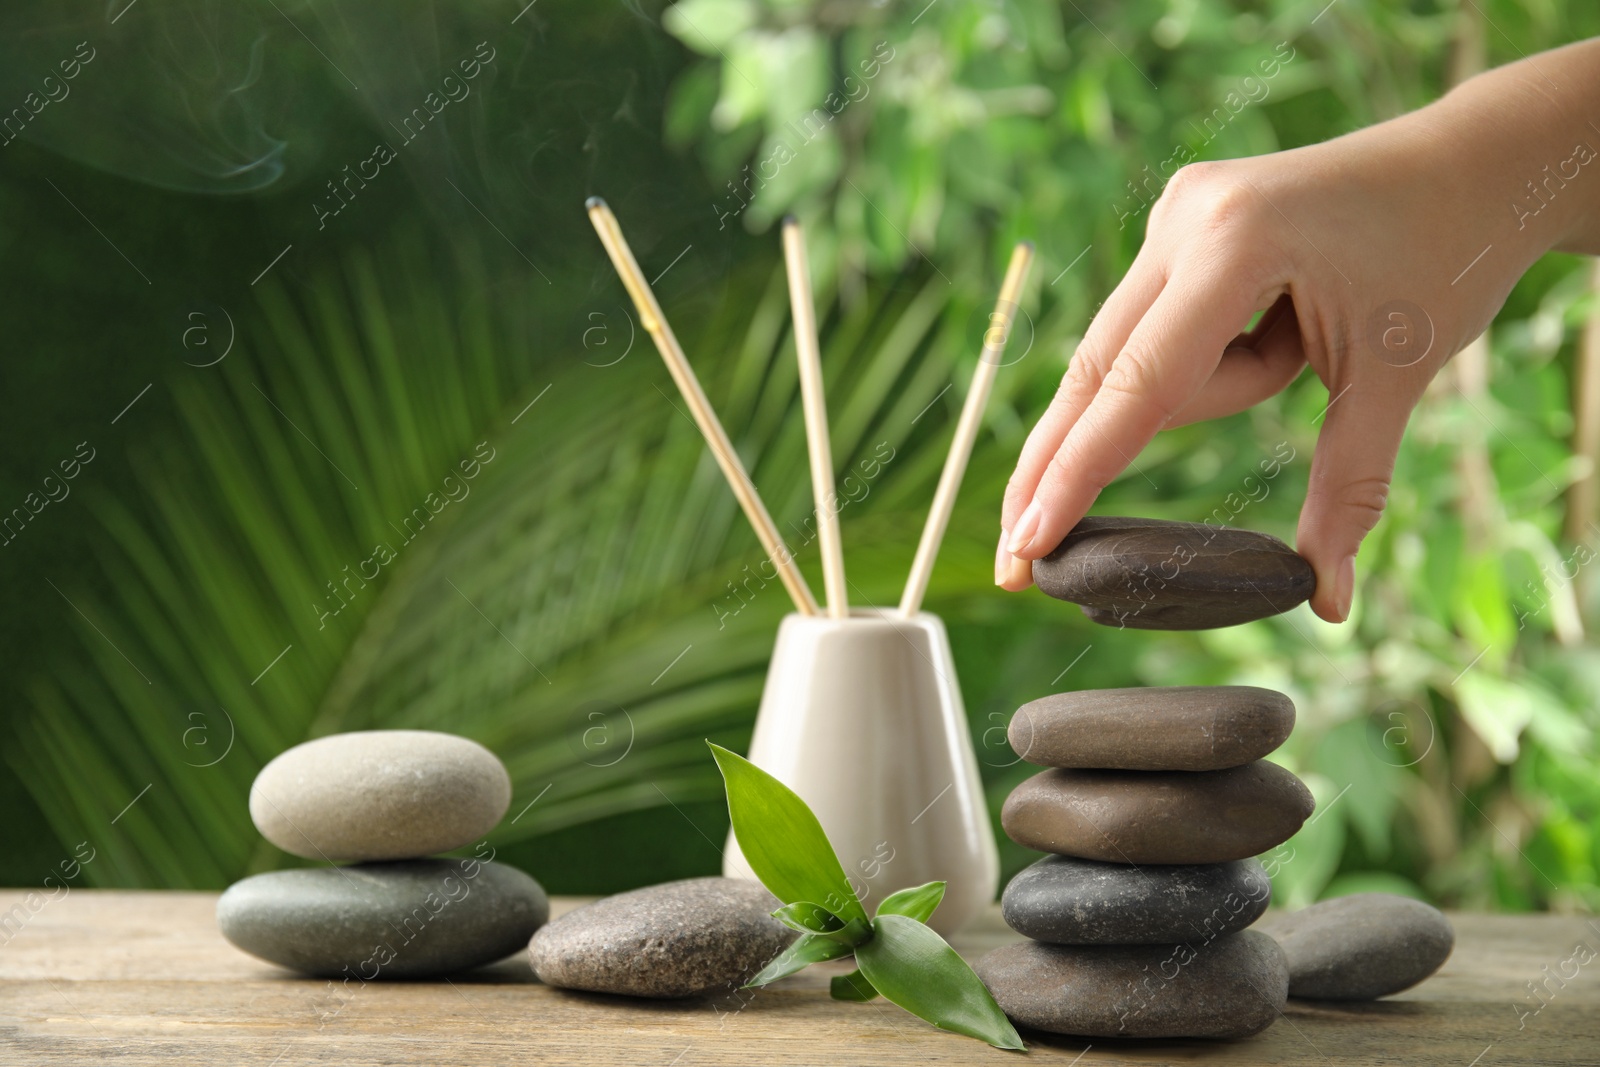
[782,217,848,618]
[899,241,1035,617]
[586,197,820,616]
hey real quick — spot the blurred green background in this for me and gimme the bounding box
[2,0,1597,914]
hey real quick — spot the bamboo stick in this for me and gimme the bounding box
[899,242,1035,616]
[1565,259,1600,550]
[586,197,820,616]
[782,218,848,618]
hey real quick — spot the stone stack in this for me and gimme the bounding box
[218,730,549,979]
[975,520,1318,1040]
[977,685,1312,1038]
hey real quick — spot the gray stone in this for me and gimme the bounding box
[1256,893,1454,999]
[217,858,548,978]
[1002,855,1271,944]
[1001,762,1315,864]
[529,877,795,998]
[1010,686,1295,771]
[975,930,1288,1039]
[250,730,511,862]
[1032,517,1314,630]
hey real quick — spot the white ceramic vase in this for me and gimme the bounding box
[723,608,999,935]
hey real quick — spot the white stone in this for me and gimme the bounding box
[250,730,510,861]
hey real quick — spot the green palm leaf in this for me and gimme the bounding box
[13,231,1056,888]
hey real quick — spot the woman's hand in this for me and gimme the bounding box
[996,39,1600,622]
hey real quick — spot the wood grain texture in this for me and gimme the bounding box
[2,890,1597,1066]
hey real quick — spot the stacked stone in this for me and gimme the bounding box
[1029,515,1316,631]
[218,730,549,979]
[975,518,1318,1040]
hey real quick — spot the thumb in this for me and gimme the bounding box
[1295,382,1414,622]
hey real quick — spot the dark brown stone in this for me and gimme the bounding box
[1009,685,1295,771]
[1256,893,1455,999]
[1032,516,1315,630]
[1001,762,1315,864]
[974,931,1288,1039]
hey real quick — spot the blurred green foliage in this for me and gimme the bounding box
[1,0,1597,915]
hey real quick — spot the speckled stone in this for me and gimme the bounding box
[217,858,548,978]
[1002,854,1271,944]
[1009,686,1295,771]
[250,730,511,862]
[1257,893,1455,999]
[529,877,795,998]
[975,930,1289,1039]
[1032,517,1315,630]
[1001,762,1315,865]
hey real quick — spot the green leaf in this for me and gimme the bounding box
[828,917,874,947]
[829,918,873,947]
[772,903,874,946]
[772,901,846,936]
[661,0,757,55]
[854,914,1025,1051]
[830,969,879,1002]
[708,743,868,923]
[875,880,946,924]
[745,933,854,988]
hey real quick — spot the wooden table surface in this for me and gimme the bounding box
[2,890,1596,1066]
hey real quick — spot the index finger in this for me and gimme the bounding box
[1009,270,1274,560]
[1001,253,1165,533]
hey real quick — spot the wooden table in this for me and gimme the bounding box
[2,890,1596,1065]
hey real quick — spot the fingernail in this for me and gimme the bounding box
[1007,501,1042,554]
[1335,555,1356,621]
[995,531,1011,586]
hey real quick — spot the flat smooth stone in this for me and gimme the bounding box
[1256,893,1455,999]
[1010,685,1295,771]
[217,859,548,978]
[1032,516,1315,630]
[250,730,511,862]
[975,930,1288,1039]
[1001,762,1315,864]
[529,877,794,998]
[1002,854,1271,944]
